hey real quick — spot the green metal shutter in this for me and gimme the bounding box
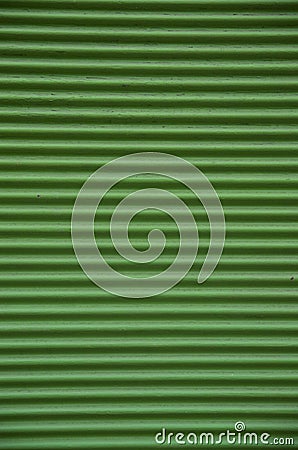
[0,0,297,448]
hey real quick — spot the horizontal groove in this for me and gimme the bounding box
[0,236,298,248]
[1,42,298,53]
[0,441,291,450]
[3,424,297,438]
[1,33,296,45]
[0,109,297,127]
[0,124,296,131]
[0,403,297,413]
[2,107,298,114]
[0,354,297,365]
[0,76,297,94]
[0,142,296,152]
[0,417,295,426]
[1,11,298,27]
[1,158,297,167]
[3,0,298,10]
[1,192,296,201]
[2,26,298,35]
[0,268,290,277]
[0,301,297,311]
[1,289,296,300]
[0,173,296,180]
[1,60,298,70]
[1,385,297,397]
[0,336,296,348]
[0,425,295,437]
[0,94,298,109]
[9,269,289,280]
[0,75,297,83]
[0,259,296,272]
[1,63,298,78]
[0,370,297,382]
[0,127,297,141]
[0,332,296,342]
[0,321,296,331]
[0,223,296,231]
[0,213,297,223]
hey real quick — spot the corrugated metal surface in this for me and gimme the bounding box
[0,0,297,448]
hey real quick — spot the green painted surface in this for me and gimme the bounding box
[0,0,297,448]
